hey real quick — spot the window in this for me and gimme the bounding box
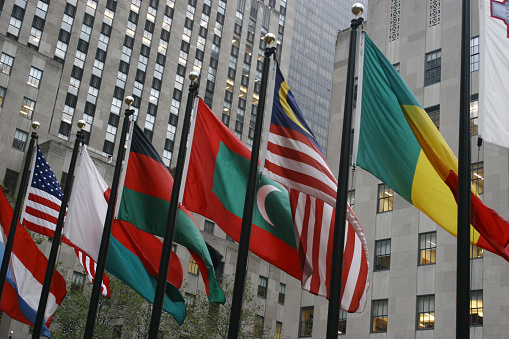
[254,315,264,336]
[471,162,484,195]
[374,239,391,271]
[371,299,388,332]
[58,121,71,140]
[204,220,214,234]
[20,97,35,118]
[0,86,5,107]
[377,183,394,213]
[425,49,441,86]
[278,283,286,304]
[274,321,282,339]
[3,169,19,194]
[0,53,14,75]
[299,307,313,337]
[12,129,28,151]
[188,256,199,275]
[347,189,355,210]
[257,276,267,298]
[419,231,436,265]
[71,271,86,292]
[426,105,440,129]
[417,295,435,329]
[470,244,483,259]
[470,36,479,72]
[470,94,479,136]
[470,290,483,326]
[184,292,196,305]
[338,309,347,335]
[28,67,42,88]
[103,140,114,155]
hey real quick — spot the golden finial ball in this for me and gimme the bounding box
[77,120,87,129]
[31,121,40,130]
[189,71,199,83]
[263,33,276,45]
[352,3,364,16]
[124,96,134,106]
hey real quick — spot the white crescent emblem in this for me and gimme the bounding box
[256,185,281,226]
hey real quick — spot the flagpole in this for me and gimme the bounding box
[456,0,471,337]
[84,97,135,339]
[32,121,85,338]
[0,121,40,302]
[148,72,200,338]
[227,33,276,339]
[326,5,364,338]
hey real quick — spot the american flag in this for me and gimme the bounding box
[263,65,369,312]
[21,145,110,297]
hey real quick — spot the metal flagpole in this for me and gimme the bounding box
[32,121,86,338]
[84,97,135,338]
[227,33,276,339]
[148,72,200,338]
[326,4,364,338]
[0,121,40,301]
[456,0,471,337]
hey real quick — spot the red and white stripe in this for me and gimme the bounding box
[75,248,111,297]
[265,125,338,207]
[22,188,63,238]
[291,189,369,313]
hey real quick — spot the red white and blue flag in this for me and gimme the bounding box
[264,65,369,312]
[0,187,67,337]
[21,145,110,297]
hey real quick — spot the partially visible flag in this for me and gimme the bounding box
[264,67,369,312]
[74,248,110,298]
[291,190,369,312]
[20,146,110,297]
[479,0,509,148]
[22,146,64,238]
[357,34,509,260]
[63,147,186,323]
[0,188,67,337]
[116,124,225,304]
[264,65,337,206]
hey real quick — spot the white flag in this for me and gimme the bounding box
[479,0,509,148]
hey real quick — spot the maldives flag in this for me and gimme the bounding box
[183,98,301,279]
[117,124,225,304]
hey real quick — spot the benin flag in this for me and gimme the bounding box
[357,34,509,260]
[183,98,301,279]
[117,124,225,303]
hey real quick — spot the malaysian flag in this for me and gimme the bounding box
[263,65,369,312]
[21,145,110,297]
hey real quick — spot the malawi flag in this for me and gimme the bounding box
[183,98,301,279]
[356,34,509,260]
[117,124,225,304]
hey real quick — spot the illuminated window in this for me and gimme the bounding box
[419,231,436,265]
[0,86,6,107]
[470,244,483,259]
[254,315,264,336]
[71,271,86,293]
[0,53,14,75]
[20,97,35,118]
[275,321,282,339]
[470,94,478,136]
[299,307,313,337]
[278,283,286,304]
[377,183,394,213]
[371,299,388,332]
[188,256,198,275]
[374,239,391,271]
[258,276,267,298]
[470,290,483,326]
[471,162,483,195]
[416,295,435,329]
[338,309,347,335]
